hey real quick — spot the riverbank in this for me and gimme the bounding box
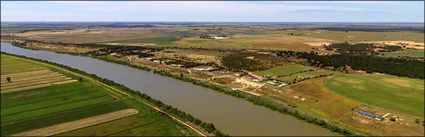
[2,42,351,136]
[1,52,226,136]
[8,43,357,136]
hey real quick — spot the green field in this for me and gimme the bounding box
[323,73,424,116]
[277,70,333,83]
[1,56,45,75]
[0,54,199,136]
[255,64,313,77]
[381,49,425,58]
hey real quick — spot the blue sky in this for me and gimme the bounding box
[1,1,424,22]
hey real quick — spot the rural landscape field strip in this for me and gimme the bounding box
[1,79,76,93]
[0,72,65,84]
[1,101,129,135]
[12,108,139,136]
[1,91,108,116]
[1,80,77,93]
[1,76,71,88]
[0,70,54,78]
[1,96,114,124]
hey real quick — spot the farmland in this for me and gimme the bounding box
[323,73,424,116]
[254,64,313,77]
[0,54,201,136]
[2,22,424,136]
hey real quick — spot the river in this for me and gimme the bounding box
[1,43,335,136]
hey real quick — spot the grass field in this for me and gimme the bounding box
[381,49,425,58]
[0,54,199,136]
[323,73,424,116]
[277,70,333,83]
[254,64,313,77]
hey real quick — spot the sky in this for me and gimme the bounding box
[1,1,424,22]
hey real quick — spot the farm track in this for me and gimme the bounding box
[11,109,139,136]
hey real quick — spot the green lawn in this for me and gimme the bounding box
[255,64,313,77]
[277,70,333,83]
[323,73,424,116]
[381,49,424,58]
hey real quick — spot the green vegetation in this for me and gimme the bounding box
[221,52,286,71]
[1,101,129,135]
[277,70,333,83]
[324,73,424,116]
[1,54,45,75]
[0,54,210,136]
[381,49,425,58]
[255,64,312,77]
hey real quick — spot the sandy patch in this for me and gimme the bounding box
[305,42,332,47]
[12,109,139,136]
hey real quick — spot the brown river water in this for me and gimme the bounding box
[1,43,336,136]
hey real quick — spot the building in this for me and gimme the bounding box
[192,65,218,71]
[357,110,384,121]
[246,72,265,82]
[277,83,288,87]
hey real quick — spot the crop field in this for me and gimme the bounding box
[276,70,333,83]
[175,34,333,51]
[1,55,77,93]
[0,54,198,136]
[109,37,181,44]
[16,28,423,50]
[381,49,425,58]
[268,30,425,43]
[323,73,424,116]
[254,64,313,77]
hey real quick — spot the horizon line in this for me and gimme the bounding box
[2,21,424,23]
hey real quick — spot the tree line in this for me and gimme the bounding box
[276,51,424,79]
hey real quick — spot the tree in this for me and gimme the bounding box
[78,77,83,83]
[6,77,11,82]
